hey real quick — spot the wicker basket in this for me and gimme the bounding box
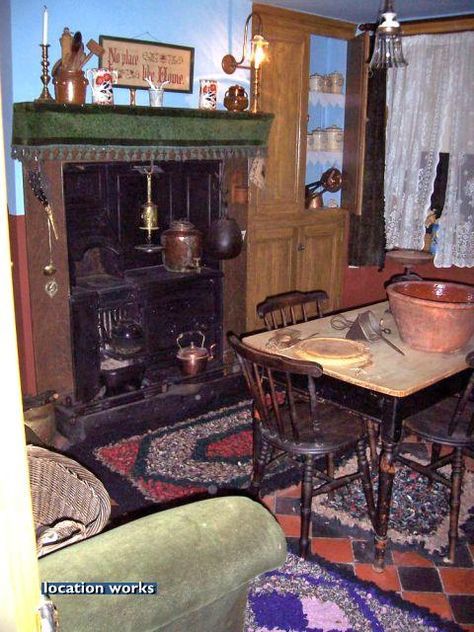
[27,445,111,557]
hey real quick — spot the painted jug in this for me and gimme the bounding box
[86,68,118,105]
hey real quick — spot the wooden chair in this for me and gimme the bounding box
[395,351,474,562]
[257,290,329,331]
[257,289,378,470]
[228,332,376,559]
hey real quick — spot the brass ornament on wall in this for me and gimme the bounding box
[27,168,60,294]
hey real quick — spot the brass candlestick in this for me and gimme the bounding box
[250,66,261,114]
[36,44,54,102]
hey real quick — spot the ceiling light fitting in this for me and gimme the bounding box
[221,12,269,113]
[368,0,407,70]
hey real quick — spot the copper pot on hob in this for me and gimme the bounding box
[161,219,203,272]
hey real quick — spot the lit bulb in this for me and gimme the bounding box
[250,35,269,69]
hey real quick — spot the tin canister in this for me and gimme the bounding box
[327,71,344,94]
[325,125,344,151]
[309,73,326,92]
[311,128,328,152]
[199,79,218,110]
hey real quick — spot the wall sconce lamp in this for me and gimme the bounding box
[221,12,269,113]
[362,0,407,70]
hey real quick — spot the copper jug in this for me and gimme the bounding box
[161,219,203,272]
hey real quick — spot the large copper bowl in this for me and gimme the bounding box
[387,281,474,353]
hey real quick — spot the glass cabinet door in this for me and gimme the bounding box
[306,35,348,209]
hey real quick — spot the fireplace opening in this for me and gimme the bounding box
[64,160,225,405]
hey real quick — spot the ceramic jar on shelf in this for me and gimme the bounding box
[325,125,344,152]
[309,71,344,94]
[326,72,344,94]
[223,85,249,112]
[309,73,326,92]
[310,128,328,151]
[53,68,88,105]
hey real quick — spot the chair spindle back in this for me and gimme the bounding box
[257,290,328,331]
[228,333,323,441]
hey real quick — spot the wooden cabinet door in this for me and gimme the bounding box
[253,20,308,220]
[341,33,370,215]
[295,212,347,311]
[246,225,298,329]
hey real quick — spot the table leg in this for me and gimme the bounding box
[373,440,396,572]
[373,397,402,572]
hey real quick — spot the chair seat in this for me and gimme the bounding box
[404,396,474,448]
[261,400,366,455]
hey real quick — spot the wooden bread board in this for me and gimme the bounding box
[290,337,372,368]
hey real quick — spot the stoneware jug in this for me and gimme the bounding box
[53,68,88,105]
[86,68,118,105]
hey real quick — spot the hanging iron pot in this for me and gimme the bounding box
[206,214,243,260]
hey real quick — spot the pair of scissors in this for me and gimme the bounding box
[378,319,392,335]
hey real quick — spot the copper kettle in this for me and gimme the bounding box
[176,331,216,376]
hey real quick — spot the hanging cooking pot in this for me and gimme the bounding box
[176,330,216,376]
[206,215,243,260]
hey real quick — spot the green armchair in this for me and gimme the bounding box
[39,496,287,631]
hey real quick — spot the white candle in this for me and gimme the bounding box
[42,6,48,46]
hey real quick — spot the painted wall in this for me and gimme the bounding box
[341,262,474,310]
[0,0,15,214]
[6,0,252,215]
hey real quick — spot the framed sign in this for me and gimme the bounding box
[99,35,194,93]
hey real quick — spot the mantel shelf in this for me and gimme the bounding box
[12,102,274,162]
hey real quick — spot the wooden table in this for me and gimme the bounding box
[243,301,472,570]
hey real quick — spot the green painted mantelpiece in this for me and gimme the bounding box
[12,102,274,162]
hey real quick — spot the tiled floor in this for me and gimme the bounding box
[262,481,474,631]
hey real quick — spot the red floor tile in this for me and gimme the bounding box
[354,564,401,592]
[276,483,301,498]
[402,591,453,621]
[261,494,276,512]
[439,568,474,595]
[275,513,303,538]
[266,435,473,625]
[392,550,435,567]
[311,537,354,563]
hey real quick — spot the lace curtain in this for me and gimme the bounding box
[385,32,474,267]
